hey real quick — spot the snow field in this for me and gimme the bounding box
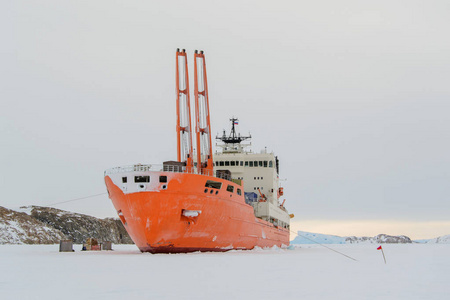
[0,244,448,299]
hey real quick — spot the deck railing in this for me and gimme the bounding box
[105,164,205,176]
[105,164,225,179]
[104,164,231,181]
[104,164,162,176]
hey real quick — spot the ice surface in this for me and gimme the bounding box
[0,244,448,299]
[291,230,346,244]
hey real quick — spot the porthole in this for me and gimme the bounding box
[162,184,167,190]
[204,188,208,193]
[210,189,214,194]
[215,190,218,195]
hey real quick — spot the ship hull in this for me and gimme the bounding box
[104,172,289,253]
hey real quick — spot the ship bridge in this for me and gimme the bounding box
[213,118,289,229]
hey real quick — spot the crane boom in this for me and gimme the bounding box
[194,50,214,176]
[175,49,194,172]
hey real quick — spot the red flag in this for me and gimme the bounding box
[377,246,382,250]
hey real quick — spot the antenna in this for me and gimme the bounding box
[216,118,251,144]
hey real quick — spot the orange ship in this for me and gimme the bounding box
[104,49,291,253]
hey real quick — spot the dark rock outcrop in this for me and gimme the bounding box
[25,206,133,244]
[345,233,412,244]
[0,206,66,244]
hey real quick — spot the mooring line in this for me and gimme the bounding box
[290,230,358,261]
[43,192,108,207]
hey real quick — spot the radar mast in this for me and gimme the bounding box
[216,118,251,153]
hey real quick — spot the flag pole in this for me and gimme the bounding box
[377,245,386,264]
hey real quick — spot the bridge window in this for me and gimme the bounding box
[159,176,167,183]
[220,161,224,166]
[231,161,236,166]
[227,185,234,193]
[237,189,242,195]
[225,161,230,166]
[264,161,268,167]
[205,180,222,189]
[249,161,254,167]
[135,176,150,183]
[254,161,258,167]
[122,177,127,183]
[240,161,243,166]
[269,161,273,168]
[259,161,263,167]
[245,161,249,167]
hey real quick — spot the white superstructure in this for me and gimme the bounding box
[212,118,291,229]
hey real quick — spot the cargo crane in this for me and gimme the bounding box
[193,50,214,176]
[175,49,194,172]
[175,49,214,176]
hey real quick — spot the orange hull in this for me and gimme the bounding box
[105,172,289,253]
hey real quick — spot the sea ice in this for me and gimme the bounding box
[0,244,448,299]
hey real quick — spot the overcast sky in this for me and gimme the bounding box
[1,1,449,239]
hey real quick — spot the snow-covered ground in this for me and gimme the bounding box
[1,244,448,299]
